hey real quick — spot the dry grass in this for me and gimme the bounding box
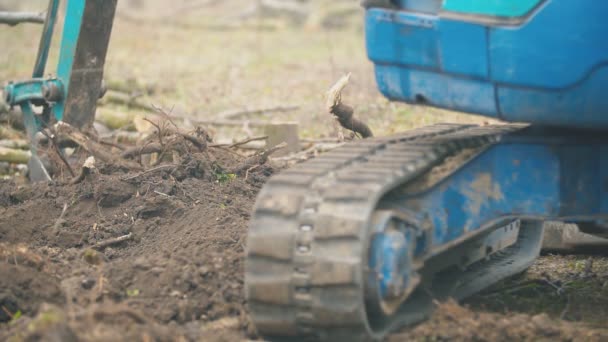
[0,0,488,142]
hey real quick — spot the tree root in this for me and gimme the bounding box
[326,73,373,138]
[230,142,286,175]
[54,121,143,171]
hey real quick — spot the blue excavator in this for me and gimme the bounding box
[2,1,607,341]
[244,0,608,341]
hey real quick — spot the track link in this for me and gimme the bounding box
[245,124,525,341]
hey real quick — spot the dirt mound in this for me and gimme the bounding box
[0,149,270,341]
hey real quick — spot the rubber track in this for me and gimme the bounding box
[245,124,524,341]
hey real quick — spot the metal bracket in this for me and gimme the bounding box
[4,79,64,106]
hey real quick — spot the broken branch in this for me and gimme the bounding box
[209,135,268,148]
[121,164,177,181]
[54,121,143,171]
[231,142,287,175]
[120,143,162,159]
[326,74,373,138]
[52,203,69,231]
[91,233,134,250]
[0,11,45,26]
[70,156,96,185]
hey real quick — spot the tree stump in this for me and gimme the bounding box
[264,122,300,157]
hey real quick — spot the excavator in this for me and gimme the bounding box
[2,0,608,341]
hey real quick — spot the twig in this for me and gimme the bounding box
[231,142,286,175]
[145,108,208,152]
[245,164,261,180]
[100,131,144,144]
[98,139,126,150]
[300,137,344,143]
[144,118,164,147]
[151,104,179,129]
[209,135,268,148]
[177,131,207,150]
[1,306,14,319]
[121,143,162,159]
[53,203,69,231]
[121,164,177,181]
[91,233,133,250]
[54,121,143,171]
[214,145,246,157]
[70,156,96,185]
[326,73,351,110]
[543,277,565,295]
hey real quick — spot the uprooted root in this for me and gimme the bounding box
[326,73,373,138]
[48,116,282,184]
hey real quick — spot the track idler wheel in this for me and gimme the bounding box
[365,210,420,317]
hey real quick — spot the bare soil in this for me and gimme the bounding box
[2,150,608,341]
[0,150,271,341]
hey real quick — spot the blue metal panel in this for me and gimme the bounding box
[375,65,497,116]
[369,229,412,300]
[366,11,439,69]
[438,20,488,78]
[497,68,608,127]
[489,0,608,89]
[365,1,608,127]
[558,145,601,214]
[416,144,560,244]
[398,137,608,248]
[366,11,490,77]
